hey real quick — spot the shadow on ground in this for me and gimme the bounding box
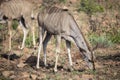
[0,53,20,60]
[96,52,120,61]
[25,55,55,69]
[24,55,80,72]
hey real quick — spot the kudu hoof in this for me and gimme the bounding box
[54,68,58,73]
[18,45,24,50]
[44,64,48,68]
[33,46,38,50]
[68,66,74,72]
[36,65,40,69]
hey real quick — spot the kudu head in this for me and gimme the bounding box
[86,43,98,70]
[84,49,95,71]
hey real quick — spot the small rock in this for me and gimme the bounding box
[69,78,73,80]
[21,72,30,78]
[82,74,93,80]
[2,71,14,77]
[17,62,27,68]
[37,73,46,79]
[73,75,80,80]
[30,74,37,80]
[14,77,31,80]
[9,75,16,79]
[70,0,77,3]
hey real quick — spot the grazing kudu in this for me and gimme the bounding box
[0,0,40,51]
[37,7,95,72]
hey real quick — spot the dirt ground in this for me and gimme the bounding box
[0,39,120,80]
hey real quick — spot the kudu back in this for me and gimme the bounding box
[37,6,95,72]
[0,0,40,51]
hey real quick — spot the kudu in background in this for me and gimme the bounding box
[0,0,41,51]
[37,6,95,72]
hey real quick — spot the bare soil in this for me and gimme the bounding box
[0,39,120,80]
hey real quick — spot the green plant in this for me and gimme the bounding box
[71,70,82,75]
[88,32,113,48]
[59,0,67,4]
[0,24,4,30]
[12,20,18,30]
[78,0,104,15]
[25,34,33,48]
[0,75,11,80]
[107,29,120,44]
[25,31,38,48]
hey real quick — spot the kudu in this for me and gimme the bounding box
[0,0,40,51]
[37,6,95,72]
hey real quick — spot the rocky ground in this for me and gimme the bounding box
[0,1,120,79]
[0,39,120,80]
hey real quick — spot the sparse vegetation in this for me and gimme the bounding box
[0,24,4,30]
[0,0,120,80]
[12,20,18,30]
[59,0,67,4]
[25,34,33,48]
[78,0,120,47]
[0,75,11,80]
[88,32,113,48]
[107,28,120,44]
[78,0,104,15]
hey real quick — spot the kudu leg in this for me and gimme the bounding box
[36,27,45,69]
[43,33,52,66]
[21,27,29,49]
[19,21,36,49]
[66,40,73,71]
[32,24,36,48]
[8,21,12,51]
[19,21,29,49]
[54,35,61,72]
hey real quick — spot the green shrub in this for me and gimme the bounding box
[88,28,120,48]
[12,20,18,30]
[78,0,104,15]
[59,0,67,4]
[107,29,120,44]
[25,33,38,48]
[0,24,4,30]
[88,32,113,48]
[25,34,33,48]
